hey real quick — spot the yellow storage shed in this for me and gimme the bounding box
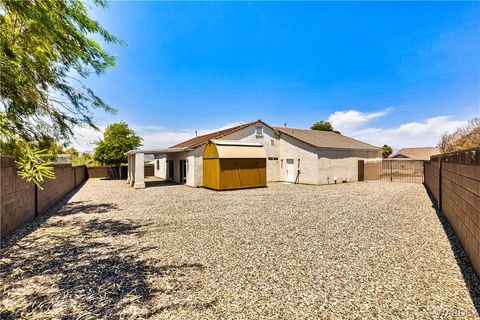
[203,139,267,190]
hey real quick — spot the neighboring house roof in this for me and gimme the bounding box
[392,147,441,160]
[273,127,380,151]
[170,120,272,149]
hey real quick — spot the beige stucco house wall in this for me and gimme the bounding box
[317,149,383,184]
[277,133,319,184]
[151,120,382,187]
[222,124,280,182]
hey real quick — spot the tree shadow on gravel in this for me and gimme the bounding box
[48,217,149,238]
[0,221,207,319]
[144,179,182,189]
[57,200,119,216]
[1,180,87,250]
[424,186,480,316]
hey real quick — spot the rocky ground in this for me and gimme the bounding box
[1,179,479,319]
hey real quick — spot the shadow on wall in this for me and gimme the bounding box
[424,186,480,316]
[0,217,211,318]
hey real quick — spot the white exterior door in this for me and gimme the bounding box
[286,158,295,182]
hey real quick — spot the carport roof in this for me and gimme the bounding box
[125,147,191,156]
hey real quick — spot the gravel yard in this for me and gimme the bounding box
[1,179,479,319]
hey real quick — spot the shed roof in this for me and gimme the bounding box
[209,140,266,159]
[211,139,263,147]
[273,127,380,151]
[392,147,441,160]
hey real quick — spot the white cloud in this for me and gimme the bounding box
[69,122,244,151]
[346,116,466,150]
[136,122,243,150]
[326,108,467,150]
[70,126,104,151]
[328,108,391,131]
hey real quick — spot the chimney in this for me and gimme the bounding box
[195,130,198,138]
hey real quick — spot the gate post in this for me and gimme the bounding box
[390,161,393,182]
[358,160,364,181]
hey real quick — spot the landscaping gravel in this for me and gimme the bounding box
[1,179,479,319]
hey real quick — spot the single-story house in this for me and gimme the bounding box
[125,120,382,188]
[391,147,441,161]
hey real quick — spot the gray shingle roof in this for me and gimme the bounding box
[392,147,441,160]
[273,127,380,150]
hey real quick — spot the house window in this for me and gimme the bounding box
[298,159,301,168]
[255,125,263,137]
[156,159,160,170]
[271,139,275,146]
[281,159,283,168]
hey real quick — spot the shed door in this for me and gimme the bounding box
[286,158,295,182]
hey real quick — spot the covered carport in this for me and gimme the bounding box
[125,148,189,189]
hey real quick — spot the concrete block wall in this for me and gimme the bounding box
[441,162,480,274]
[1,156,36,237]
[75,166,87,186]
[424,148,480,275]
[424,160,440,203]
[87,165,153,179]
[37,164,76,214]
[1,156,87,237]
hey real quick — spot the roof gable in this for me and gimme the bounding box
[170,120,272,149]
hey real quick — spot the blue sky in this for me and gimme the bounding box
[73,1,479,150]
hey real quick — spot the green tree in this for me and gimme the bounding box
[73,152,98,167]
[37,136,65,156]
[0,0,122,142]
[381,144,393,158]
[15,143,55,190]
[64,147,79,158]
[94,122,142,177]
[0,0,122,187]
[311,121,341,134]
[64,146,81,164]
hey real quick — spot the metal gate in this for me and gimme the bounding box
[361,159,424,183]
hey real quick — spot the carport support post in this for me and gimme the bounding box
[127,155,131,184]
[134,152,145,189]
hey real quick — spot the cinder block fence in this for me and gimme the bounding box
[86,165,154,179]
[424,147,480,275]
[1,156,87,237]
